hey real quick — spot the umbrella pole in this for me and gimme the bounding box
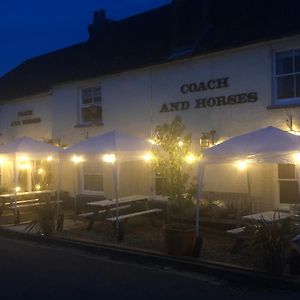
[13,156,19,224]
[56,158,63,230]
[196,162,205,238]
[246,168,252,213]
[113,158,120,240]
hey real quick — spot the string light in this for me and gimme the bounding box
[102,154,116,163]
[71,155,84,164]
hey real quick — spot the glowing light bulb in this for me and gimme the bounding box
[38,168,44,175]
[102,154,116,163]
[15,186,21,193]
[178,141,184,147]
[236,160,248,170]
[143,152,154,162]
[185,153,197,164]
[71,155,84,164]
[35,184,41,191]
[46,156,53,162]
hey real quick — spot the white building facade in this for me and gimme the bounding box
[0,0,299,212]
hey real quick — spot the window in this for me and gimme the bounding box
[80,86,102,124]
[278,164,300,204]
[154,171,168,195]
[274,49,300,104]
[81,161,104,195]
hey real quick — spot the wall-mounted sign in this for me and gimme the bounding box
[11,110,41,127]
[160,77,258,113]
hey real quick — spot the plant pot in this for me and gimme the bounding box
[164,224,197,256]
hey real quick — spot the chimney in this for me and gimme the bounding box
[88,9,115,41]
[171,0,211,56]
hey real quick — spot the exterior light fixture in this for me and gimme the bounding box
[200,130,216,150]
[71,155,84,164]
[102,154,116,164]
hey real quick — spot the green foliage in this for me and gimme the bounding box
[152,116,196,222]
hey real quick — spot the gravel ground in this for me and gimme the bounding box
[56,214,262,270]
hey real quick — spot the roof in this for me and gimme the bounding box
[0,0,300,102]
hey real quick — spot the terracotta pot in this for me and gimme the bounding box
[164,224,196,256]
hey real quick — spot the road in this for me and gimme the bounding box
[0,236,298,300]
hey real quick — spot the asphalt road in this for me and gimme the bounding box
[0,236,299,300]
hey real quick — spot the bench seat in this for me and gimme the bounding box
[106,208,162,222]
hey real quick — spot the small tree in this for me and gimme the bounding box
[152,116,196,224]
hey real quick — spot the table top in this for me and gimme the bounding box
[0,190,56,198]
[242,211,290,222]
[87,195,149,207]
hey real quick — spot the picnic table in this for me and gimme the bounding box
[227,210,291,253]
[242,211,290,223]
[80,195,163,240]
[0,190,57,224]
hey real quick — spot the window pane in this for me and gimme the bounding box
[84,175,103,191]
[278,164,296,179]
[82,88,93,104]
[297,74,300,97]
[279,181,300,204]
[276,51,293,75]
[277,75,294,99]
[81,105,102,122]
[295,50,300,72]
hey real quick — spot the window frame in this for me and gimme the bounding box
[273,49,300,106]
[78,85,103,126]
[277,164,300,205]
[80,161,104,196]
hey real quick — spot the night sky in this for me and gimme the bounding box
[0,0,170,77]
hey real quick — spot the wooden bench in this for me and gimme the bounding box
[226,226,250,253]
[106,208,163,240]
[5,199,61,224]
[78,205,132,230]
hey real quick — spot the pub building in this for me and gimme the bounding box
[0,0,300,213]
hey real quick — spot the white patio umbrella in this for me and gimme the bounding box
[0,136,61,221]
[62,130,152,238]
[196,126,300,237]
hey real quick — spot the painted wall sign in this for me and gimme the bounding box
[17,110,33,117]
[10,110,41,127]
[160,77,258,113]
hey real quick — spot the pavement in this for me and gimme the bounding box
[0,235,299,300]
[1,223,300,294]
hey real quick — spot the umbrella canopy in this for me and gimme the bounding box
[0,136,61,159]
[203,126,300,164]
[63,130,151,160]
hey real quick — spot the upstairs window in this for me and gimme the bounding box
[274,49,300,104]
[80,86,102,125]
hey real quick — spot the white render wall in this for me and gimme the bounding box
[1,36,300,209]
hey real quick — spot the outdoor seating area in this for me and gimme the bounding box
[1,125,300,277]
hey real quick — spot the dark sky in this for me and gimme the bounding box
[0,0,170,77]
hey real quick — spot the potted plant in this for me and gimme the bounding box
[152,116,201,256]
[247,211,293,276]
